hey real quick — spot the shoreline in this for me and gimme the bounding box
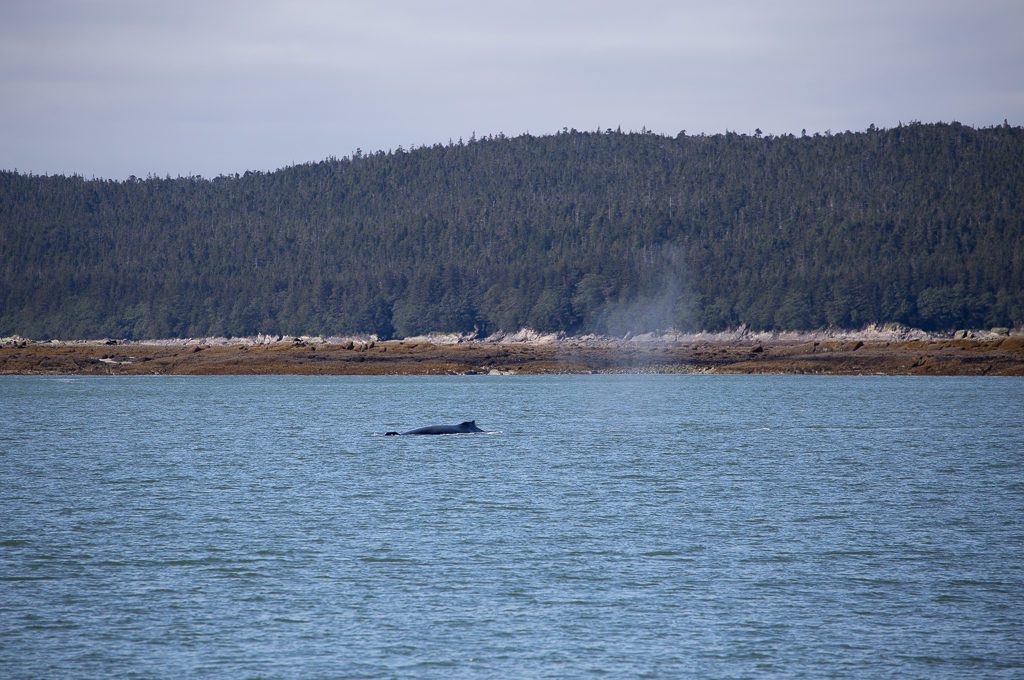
[2,335,1022,376]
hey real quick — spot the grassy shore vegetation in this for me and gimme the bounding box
[2,122,1022,340]
[2,335,1023,376]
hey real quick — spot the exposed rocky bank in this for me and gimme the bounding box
[2,327,1022,376]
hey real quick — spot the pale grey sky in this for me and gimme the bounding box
[1,0,1021,178]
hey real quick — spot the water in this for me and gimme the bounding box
[1,375,1022,678]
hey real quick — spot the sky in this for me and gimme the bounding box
[1,0,1022,179]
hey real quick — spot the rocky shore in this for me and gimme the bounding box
[2,327,1022,376]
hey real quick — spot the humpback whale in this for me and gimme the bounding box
[385,420,485,436]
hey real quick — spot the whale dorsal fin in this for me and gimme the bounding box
[460,420,475,427]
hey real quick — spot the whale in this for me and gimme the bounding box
[385,420,485,436]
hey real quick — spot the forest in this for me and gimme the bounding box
[1,122,1022,339]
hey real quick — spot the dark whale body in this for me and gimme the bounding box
[385,420,484,436]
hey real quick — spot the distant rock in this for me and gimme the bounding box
[402,332,475,345]
[485,328,563,344]
[0,336,31,348]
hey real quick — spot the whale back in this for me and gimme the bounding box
[398,420,485,435]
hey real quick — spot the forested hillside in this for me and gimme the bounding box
[1,122,1022,339]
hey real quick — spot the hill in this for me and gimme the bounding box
[1,122,1022,339]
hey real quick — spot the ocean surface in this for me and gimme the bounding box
[1,375,1022,678]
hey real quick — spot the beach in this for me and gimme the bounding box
[3,333,1022,376]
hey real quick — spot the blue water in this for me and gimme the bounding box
[1,375,1022,678]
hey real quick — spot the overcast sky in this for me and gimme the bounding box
[2,0,1021,179]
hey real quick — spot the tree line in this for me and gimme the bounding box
[1,122,1021,339]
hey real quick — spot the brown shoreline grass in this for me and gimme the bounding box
[2,337,1022,376]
